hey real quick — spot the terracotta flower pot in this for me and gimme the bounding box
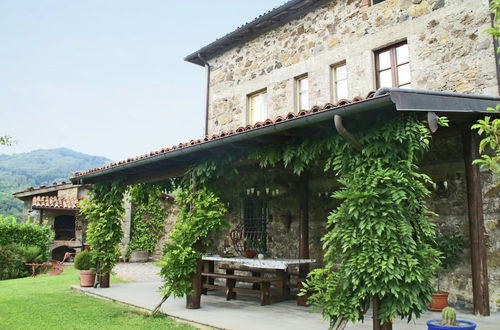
[79,270,96,287]
[429,292,449,311]
[243,250,257,258]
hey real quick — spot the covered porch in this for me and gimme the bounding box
[71,88,500,316]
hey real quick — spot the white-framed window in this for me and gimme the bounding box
[248,89,268,124]
[372,0,386,5]
[375,41,411,89]
[296,74,309,111]
[332,62,348,102]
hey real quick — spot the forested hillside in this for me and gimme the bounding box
[0,148,110,219]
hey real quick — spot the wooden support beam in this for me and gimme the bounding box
[462,130,490,316]
[298,171,310,277]
[186,258,203,309]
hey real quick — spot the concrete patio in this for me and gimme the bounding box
[71,263,500,330]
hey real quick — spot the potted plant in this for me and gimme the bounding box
[74,250,95,287]
[243,238,257,258]
[427,307,476,329]
[430,230,465,311]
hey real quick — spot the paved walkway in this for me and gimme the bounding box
[72,262,499,330]
[113,262,160,282]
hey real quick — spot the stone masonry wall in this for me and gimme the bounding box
[206,0,497,135]
[420,135,499,311]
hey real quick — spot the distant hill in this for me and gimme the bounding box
[0,148,111,219]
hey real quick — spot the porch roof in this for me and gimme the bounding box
[69,88,499,185]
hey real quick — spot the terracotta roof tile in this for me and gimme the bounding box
[71,93,375,178]
[32,196,80,210]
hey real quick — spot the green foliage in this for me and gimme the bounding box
[74,250,95,270]
[0,215,53,260]
[17,244,43,263]
[80,179,127,274]
[158,184,227,298]
[441,307,457,326]
[435,231,465,271]
[474,1,500,182]
[127,181,174,254]
[300,115,440,326]
[0,148,110,219]
[472,113,500,177]
[0,244,28,280]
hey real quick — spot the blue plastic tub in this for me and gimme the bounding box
[426,319,477,330]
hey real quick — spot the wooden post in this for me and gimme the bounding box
[185,174,203,309]
[298,171,310,277]
[186,257,203,309]
[462,131,490,316]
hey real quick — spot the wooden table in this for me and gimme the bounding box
[201,256,316,303]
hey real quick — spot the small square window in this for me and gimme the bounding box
[375,42,411,89]
[296,75,309,111]
[331,62,348,102]
[248,89,268,124]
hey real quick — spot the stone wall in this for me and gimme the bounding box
[421,135,500,312]
[206,0,497,135]
[152,201,178,260]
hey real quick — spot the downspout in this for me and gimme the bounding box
[334,114,363,151]
[197,53,211,136]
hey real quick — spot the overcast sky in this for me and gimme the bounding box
[0,0,286,161]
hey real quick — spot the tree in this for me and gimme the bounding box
[0,136,15,146]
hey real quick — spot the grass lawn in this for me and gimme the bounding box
[0,266,194,330]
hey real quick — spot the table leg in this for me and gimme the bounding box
[202,260,214,294]
[252,271,261,290]
[276,269,290,301]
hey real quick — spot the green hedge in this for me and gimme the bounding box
[0,216,53,261]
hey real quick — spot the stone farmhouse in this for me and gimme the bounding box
[71,0,499,314]
[14,182,177,262]
[14,182,89,261]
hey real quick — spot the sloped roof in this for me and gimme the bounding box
[69,89,500,185]
[185,0,328,66]
[32,196,80,210]
[70,92,375,180]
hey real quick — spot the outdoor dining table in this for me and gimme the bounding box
[201,255,316,301]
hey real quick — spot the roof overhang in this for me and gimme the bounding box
[70,89,499,185]
[185,0,328,66]
[14,182,82,199]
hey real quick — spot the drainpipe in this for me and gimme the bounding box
[334,114,363,151]
[197,53,211,136]
[490,6,500,95]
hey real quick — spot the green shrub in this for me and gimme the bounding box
[17,245,43,263]
[74,250,95,270]
[0,216,53,261]
[0,244,29,280]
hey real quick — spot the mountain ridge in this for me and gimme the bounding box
[0,148,111,219]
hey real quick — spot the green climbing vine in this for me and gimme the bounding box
[127,181,175,255]
[157,182,227,298]
[80,179,127,274]
[301,114,440,328]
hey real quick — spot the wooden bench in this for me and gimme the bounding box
[201,272,279,305]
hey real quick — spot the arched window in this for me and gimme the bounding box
[54,215,76,240]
